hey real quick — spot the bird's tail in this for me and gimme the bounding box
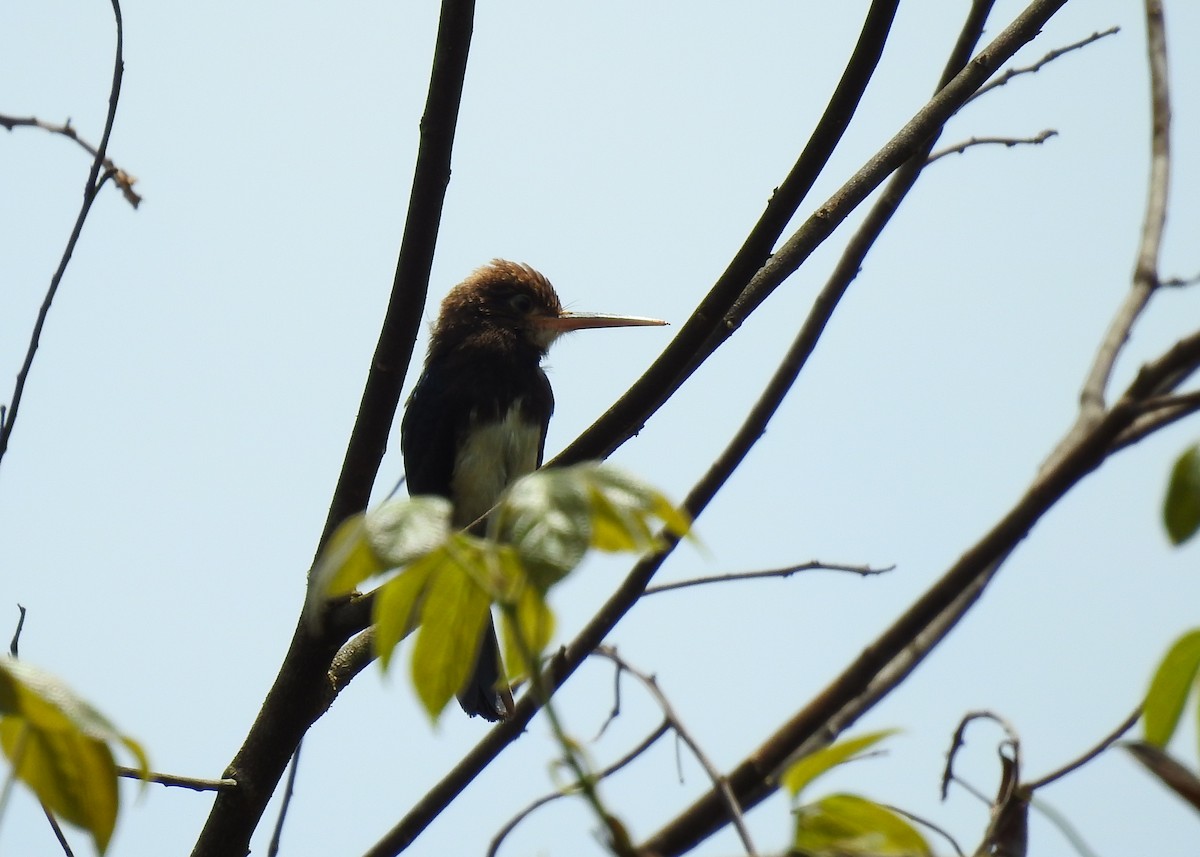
[457,614,514,722]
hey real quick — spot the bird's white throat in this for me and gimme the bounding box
[449,405,542,529]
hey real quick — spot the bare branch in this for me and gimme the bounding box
[0,0,126,474]
[968,27,1121,103]
[720,0,996,332]
[552,0,903,465]
[926,129,1057,164]
[115,767,236,792]
[0,114,141,207]
[1077,3,1170,417]
[191,1,481,853]
[641,561,892,596]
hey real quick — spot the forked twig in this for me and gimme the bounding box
[0,114,141,207]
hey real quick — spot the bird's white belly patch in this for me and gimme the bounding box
[450,408,541,528]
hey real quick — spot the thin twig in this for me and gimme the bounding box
[591,650,627,743]
[486,721,670,857]
[1161,271,1200,288]
[0,114,141,208]
[880,803,965,857]
[642,562,892,596]
[1023,707,1141,791]
[41,801,74,856]
[0,0,125,473]
[593,647,759,857]
[1076,5,1169,419]
[9,604,26,657]
[115,767,236,792]
[267,745,301,856]
[926,129,1057,164]
[967,27,1120,103]
[1111,392,1200,451]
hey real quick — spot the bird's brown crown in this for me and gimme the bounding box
[430,260,564,359]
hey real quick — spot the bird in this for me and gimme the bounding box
[400,259,665,720]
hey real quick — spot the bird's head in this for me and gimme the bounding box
[430,260,665,359]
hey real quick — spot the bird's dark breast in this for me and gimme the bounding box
[401,352,554,528]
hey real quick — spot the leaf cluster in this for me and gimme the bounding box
[308,463,689,720]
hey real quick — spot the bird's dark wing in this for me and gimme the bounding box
[400,361,467,499]
[532,368,553,468]
[402,358,555,496]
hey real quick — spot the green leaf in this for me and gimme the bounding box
[409,543,493,720]
[782,729,899,800]
[494,467,591,588]
[500,586,556,679]
[307,498,452,628]
[1165,445,1200,545]
[372,551,439,670]
[586,464,692,544]
[1144,629,1200,747]
[588,485,656,552]
[491,463,692,583]
[364,496,453,566]
[306,513,383,604]
[0,659,149,854]
[792,793,930,857]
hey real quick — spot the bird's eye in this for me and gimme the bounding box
[508,293,534,313]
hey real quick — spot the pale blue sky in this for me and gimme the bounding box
[3,1,1200,855]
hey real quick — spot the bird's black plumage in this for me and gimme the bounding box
[401,342,554,509]
[401,260,665,721]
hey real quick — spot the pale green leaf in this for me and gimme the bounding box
[454,536,527,601]
[782,730,899,799]
[793,793,930,857]
[1165,445,1200,545]
[586,463,690,548]
[1144,629,1200,747]
[1,718,118,853]
[307,499,452,627]
[0,659,149,854]
[364,496,453,566]
[650,492,693,539]
[494,469,591,587]
[410,553,492,720]
[588,485,655,552]
[373,551,440,670]
[493,463,692,579]
[500,587,556,679]
[306,513,383,605]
